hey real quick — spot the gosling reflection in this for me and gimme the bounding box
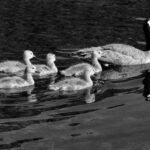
[46,86,97,104]
[84,87,95,104]
[143,71,150,101]
[0,85,34,94]
[26,88,37,103]
[0,85,37,103]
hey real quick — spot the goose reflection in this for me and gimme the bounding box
[93,73,144,101]
[95,63,150,81]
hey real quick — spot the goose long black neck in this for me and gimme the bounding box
[143,18,150,50]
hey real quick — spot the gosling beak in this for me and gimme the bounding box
[99,51,107,58]
[100,51,105,56]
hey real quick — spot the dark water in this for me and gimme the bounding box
[0,0,150,149]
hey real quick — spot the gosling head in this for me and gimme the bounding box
[25,65,36,74]
[24,50,35,60]
[91,50,103,59]
[46,53,56,62]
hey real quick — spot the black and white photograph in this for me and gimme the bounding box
[0,0,150,149]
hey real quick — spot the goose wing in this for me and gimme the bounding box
[101,44,145,59]
[72,47,102,59]
[72,44,145,60]
[99,50,141,65]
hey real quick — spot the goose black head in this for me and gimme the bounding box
[143,18,150,50]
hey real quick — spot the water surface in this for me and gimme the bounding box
[0,0,150,149]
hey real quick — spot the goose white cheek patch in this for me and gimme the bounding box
[147,20,150,27]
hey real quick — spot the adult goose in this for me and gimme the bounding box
[99,43,150,65]
[0,65,36,89]
[34,53,58,77]
[72,18,150,66]
[49,68,94,91]
[60,51,102,77]
[0,50,35,74]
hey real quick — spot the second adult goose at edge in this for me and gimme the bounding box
[60,51,102,77]
[72,18,150,66]
[0,50,35,74]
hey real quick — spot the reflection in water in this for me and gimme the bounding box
[0,85,37,104]
[0,85,34,95]
[84,88,95,104]
[95,63,150,81]
[27,93,37,103]
[45,86,97,104]
[94,77,144,102]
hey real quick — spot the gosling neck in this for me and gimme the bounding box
[24,57,32,66]
[26,72,34,85]
[83,72,93,86]
[91,56,102,72]
[47,60,58,72]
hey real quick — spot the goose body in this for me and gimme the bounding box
[73,43,150,66]
[99,43,150,65]
[34,53,58,77]
[49,68,94,91]
[0,66,36,89]
[60,51,102,76]
[0,50,35,74]
[72,18,150,66]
